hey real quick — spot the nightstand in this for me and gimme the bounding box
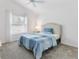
[33,31,40,33]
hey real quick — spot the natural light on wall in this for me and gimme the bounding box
[35,20,42,32]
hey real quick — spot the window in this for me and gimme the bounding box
[10,13,28,35]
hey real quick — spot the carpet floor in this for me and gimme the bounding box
[0,42,78,59]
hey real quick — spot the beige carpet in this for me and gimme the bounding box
[0,42,78,59]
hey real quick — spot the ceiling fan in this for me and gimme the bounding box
[26,0,44,6]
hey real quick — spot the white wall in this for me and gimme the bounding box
[0,0,77,47]
[0,0,37,43]
[19,0,77,47]
[37,0,78,47]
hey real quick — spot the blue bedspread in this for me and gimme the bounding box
[19,33,57,59]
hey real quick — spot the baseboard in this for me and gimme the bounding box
[61,43,78,48]
[2,40,17,45]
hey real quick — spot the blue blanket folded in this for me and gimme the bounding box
[19,33,57,59]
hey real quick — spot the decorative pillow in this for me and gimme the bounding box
[43,28,54,34]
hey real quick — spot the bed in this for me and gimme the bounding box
[18,23,62,59]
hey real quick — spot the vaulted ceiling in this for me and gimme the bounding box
[13,0,74,13]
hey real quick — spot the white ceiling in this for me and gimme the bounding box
[13,0,43,13]
[13,0,73,13]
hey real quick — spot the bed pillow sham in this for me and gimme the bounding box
[43,28,54,34]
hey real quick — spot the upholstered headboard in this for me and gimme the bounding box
[42,23,62,36]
